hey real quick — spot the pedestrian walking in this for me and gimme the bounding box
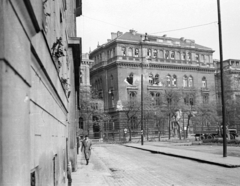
[81,135,92,165]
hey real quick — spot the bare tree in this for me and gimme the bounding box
[163,88,182,139]
[122,96,141,141]
[79,87,105,136]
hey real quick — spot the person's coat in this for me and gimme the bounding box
[81,139,92,160]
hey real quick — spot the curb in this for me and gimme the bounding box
[124,145,240,168]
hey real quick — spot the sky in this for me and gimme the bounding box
[76,0,240,60]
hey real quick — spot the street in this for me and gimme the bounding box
[72,144,240,186]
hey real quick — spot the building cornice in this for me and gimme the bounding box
[90,60,216,76]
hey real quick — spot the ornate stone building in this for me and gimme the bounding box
[78,53,105,139]
[215,59,240,133]
[89,30,216,139]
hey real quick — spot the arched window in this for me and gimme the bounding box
[176,51,180,60]
[150,92,155,98]
[196,54,199,62]
[202,77,207,88]
[171,51,175,59]
[189,76,193,87]
[134,48,139,57]
[205,55,209,63]
[154,74,159,85]
[128,47,133,56]
[153,49,157,58]
[187,53,191,61]
[166,74,171,87]
[201,54,204,62]
[183,75,188,87]
[182,52,186,60]
[149,73,154,85]
[147,49,152,57]
[172,75,177,87]
[159,50,164,58]
[79,117,84,129]
[122,47,126,56]
[165,50,169,59]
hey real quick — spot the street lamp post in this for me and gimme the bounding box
[217,0,227,157]
[140,33,148,145]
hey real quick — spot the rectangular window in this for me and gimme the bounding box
[31,171,36,186]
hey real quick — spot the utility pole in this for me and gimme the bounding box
[140,36,144,146]
[140,33,148,145]
[217,0,227,157]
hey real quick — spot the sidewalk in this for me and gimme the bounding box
[71,150,114,186]
[124,142,240,168]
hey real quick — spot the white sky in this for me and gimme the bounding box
[76,0,240,60]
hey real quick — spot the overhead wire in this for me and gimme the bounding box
[82,15,129,30]
[82,15,217,35]
[150,21,218,35]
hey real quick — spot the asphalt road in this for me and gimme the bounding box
[73,144,240,186]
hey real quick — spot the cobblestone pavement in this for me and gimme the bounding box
[72,144,240,186]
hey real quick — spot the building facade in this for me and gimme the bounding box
[0,0,82,185]
[89,30,216,139]
[78,53,105,140]
[215,59,240,133]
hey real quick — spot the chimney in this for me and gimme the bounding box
[163,34,167,37]
[180,37,184,41]
[130,29,137,35]
[111,32,117,40]
[117,31,123,37]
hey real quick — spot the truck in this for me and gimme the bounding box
[193,125,238,140]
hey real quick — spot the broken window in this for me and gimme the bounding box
[125,73,133,85]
